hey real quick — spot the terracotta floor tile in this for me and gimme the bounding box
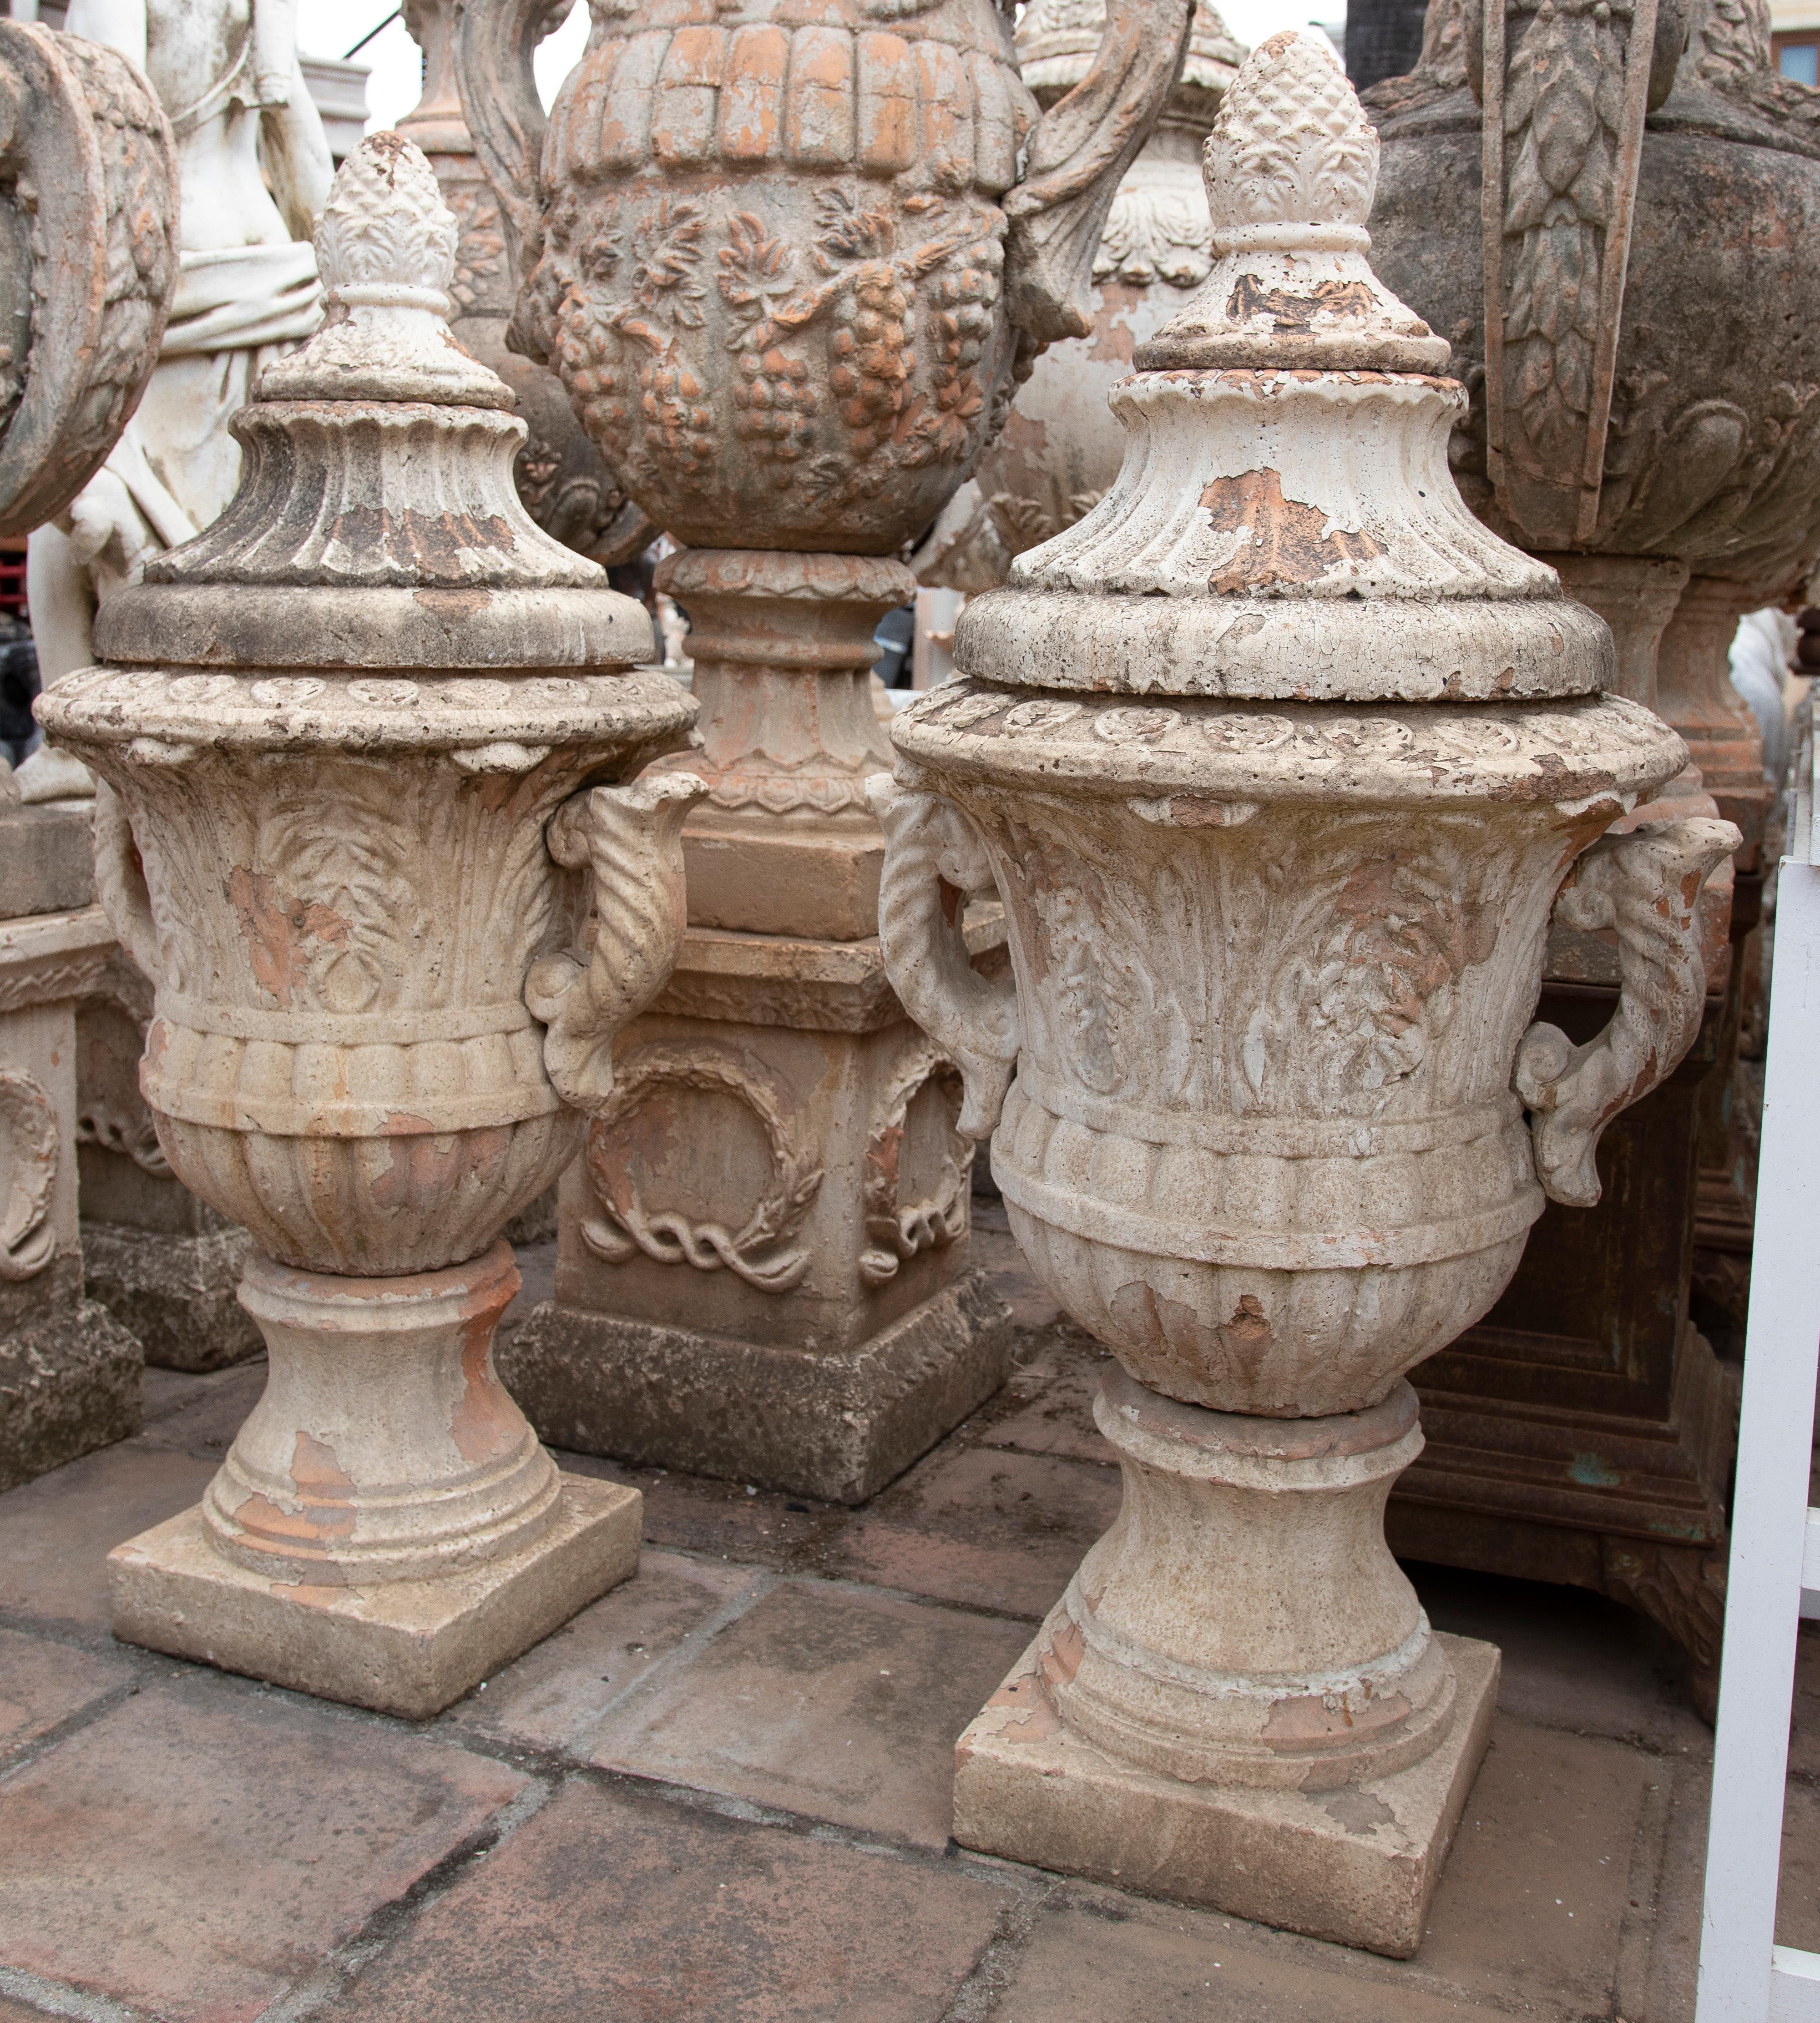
[0,1995,68,2020]
[590,1579,1031,1848]
[976,1321,1115,1465]
[318,1776,1016,2022]
[1777,1776,1820,1952]
[556,1448,852,1570]
[132,1361,266,1458]
[829,1445,1119,1619]
[995,1887,1517,2022]
[969,1205,1064,1331]
[1414,1715,1655,2013]
[0,1676,526,2023]
[0,1629,137,1757]
[0,1443,215,1630]
[1411,1562,1709,1756]
[444,1548,768,1755]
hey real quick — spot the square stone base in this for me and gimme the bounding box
[108,1474,641,1720]
[500,1267,1013,1504]
[953,1630,1500,1959]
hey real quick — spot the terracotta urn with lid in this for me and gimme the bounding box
[872,30,1734,1954]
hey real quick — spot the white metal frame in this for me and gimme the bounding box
[1697,735,1820,2023]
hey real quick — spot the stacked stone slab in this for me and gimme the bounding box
[42,135,710,1720]
[0,16,181,1488]
[872,31,1735,1955]
[451,0,1196,1501]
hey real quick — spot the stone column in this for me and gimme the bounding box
[454,0,1196,1501]
[873,33,1734,1955]
[43,136,707,1719]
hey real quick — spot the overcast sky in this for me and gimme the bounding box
[296,0,1347,135]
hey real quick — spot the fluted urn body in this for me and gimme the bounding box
[39,136,707,1719]
[874,32,1734,1953]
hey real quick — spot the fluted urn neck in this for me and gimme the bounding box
[94,132,650,670]
[954,30,1611,704]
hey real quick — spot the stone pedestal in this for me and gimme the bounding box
[0,894,141,1493]
[500,553,1013,1503]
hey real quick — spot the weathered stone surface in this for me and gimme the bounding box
[919,0,1243,591]
[873,31,1736,1953]
[954,1630,1499,1957]
[0,1300,139,1498]
[110,1472,641,1721]
[39,136,708,1715]
[20,0,324,803]
[506,1267,1013,1506]
[0,806,94,919]
[80,1220,258,1373]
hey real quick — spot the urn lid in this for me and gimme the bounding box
[953,30,1612,704]
[93,133,655,674]
[1018,0,1243,126]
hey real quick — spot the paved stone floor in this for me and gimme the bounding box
[0,1201,1809,2021]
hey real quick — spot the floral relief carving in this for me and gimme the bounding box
[581,1043,824,1294]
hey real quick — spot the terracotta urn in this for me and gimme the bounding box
[1365,0,1820,857]
[433,0,1201,1503]
[919,0,1243,590]
[37,135,708,1720]
[872,31,1735,1955]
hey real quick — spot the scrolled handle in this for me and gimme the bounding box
[1514,816,1739,1207]
[451,0,575,298]
[868,774,1020,1139]
[525,771,708,1114]
[92,780,160,983]
[1003,0,1194,344]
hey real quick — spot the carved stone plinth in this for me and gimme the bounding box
[43,137,706,1716]
[0,899,140,1494]
[874,34,1733,1949]
[500,916,1013,1503]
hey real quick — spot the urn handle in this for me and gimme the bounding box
[868,776,1020,1140]
[1514,816,1738,1207]
[524,772,708,1115]
[1005,0,1196,344]
[92,781,161,983]
[450,0,572,286]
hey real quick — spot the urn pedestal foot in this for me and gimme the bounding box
[107,1241,641,1717]
[952,1368,1497,1953]
[953,1628,1498,1957]
[502,1266,1012,1506]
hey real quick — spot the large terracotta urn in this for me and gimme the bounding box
[445,0,1199,1501]
[872,31,1734,1955]
[38,136,708,1720]
[918,0,1243,590]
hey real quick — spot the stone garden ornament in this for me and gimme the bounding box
[449,0,1196,1502]
[39,135,708,1721]
[871,31,1735,1955]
